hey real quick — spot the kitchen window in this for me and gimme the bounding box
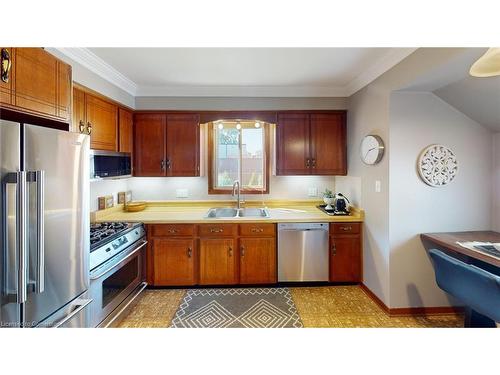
[208,120,270,194]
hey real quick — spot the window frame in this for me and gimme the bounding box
[208,121,271,195]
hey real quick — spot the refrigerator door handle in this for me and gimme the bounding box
[5,171,28,303]
[35,170,45,294]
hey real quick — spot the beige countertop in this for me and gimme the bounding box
[92,200,364,224]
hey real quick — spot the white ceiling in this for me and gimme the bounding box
[55,47,416,97]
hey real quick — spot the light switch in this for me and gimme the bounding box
[375,180,381,193]
[308,187,318,197]
[176,189,189,198]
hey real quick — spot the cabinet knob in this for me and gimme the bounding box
[306,158,310,168]
[78,120,86,133]
[311,158,316,168]
[168,229,179,234]
[241,245,245,257]
[210,228,223,233]
[228,247,233,257]
[341,226,352,231]
[1,48,12,83]
[86,122,92,135]
[251,228,264,233]
[187,247,192,258]
[331,243,337,256]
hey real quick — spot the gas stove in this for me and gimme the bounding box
[90,222,145,270]
[90,222,135,251]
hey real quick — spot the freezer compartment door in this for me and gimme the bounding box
[36,291,92,328]
[0,120,22,327]
[23,124,90,325]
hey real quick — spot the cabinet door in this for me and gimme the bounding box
[199,238,237,285]
[13,48,58,118]
[240,238,276,284]
[310,113,346,175]
[134,113,167,176]
[56,61,72,122]
[153,238,196,286]
[86,94,118,151]
[0,47,14,105]
[72,87,86,133]
[166,114,200,176]
[118,108,133,153]
[330,235,362,282]
[276,113,310,175]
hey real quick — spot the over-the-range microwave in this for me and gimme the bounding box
[90,150,132,179]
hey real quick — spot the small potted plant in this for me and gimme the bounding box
[323,189,335,210]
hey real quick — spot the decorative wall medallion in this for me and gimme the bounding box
[418,144,458,187]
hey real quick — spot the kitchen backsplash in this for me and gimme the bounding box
[90,175,337,211]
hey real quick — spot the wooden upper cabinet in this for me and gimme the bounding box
[57,61,72,121]
[240,237,276,284]
[133,112,201,177]
[72,87,86,133]
[276,111,347,176]
[119,108,133,153]
[199,238,237,285]
[134,113,167,176]
[276,113,310,175]
[166,114,200,176]
[0,48,72,123]
[152,238,196,286]
[85,95,118,151]
[310,113,346,175]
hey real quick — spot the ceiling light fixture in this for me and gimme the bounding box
[236,122,241,130]
[469,48,500,77]
[255,122,261,128]
[218,122,224,130]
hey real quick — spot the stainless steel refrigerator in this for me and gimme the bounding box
[1,120,91,328]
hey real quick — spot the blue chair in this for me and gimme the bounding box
[429,249,500,327]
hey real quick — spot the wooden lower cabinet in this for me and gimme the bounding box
[152,238,196,286]
[147,222,361,287]
[239,237,276,284]
[329,234,362,282]
[199,238,237,285]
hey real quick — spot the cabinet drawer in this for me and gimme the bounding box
[330,223,361,235]
[151,224,195,237]
[198,224,236,237]
[239,223,276,237]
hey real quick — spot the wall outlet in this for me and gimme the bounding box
[176,189,189,198]
[308,187,318,197]
[375,180,381,193]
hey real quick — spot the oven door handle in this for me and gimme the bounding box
[90,240,147,281]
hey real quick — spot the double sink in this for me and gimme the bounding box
[205,207,270,219]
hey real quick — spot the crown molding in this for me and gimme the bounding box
[52,48,138,95]
[53,47,417,98]
[345,48,418,96]
[135,85,348,97]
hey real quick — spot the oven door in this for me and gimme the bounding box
[89,239,147,327]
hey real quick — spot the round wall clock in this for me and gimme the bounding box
[360,135,385,165]
[418,144,458,187]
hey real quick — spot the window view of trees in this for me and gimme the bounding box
[213,120,267,192]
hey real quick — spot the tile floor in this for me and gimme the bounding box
[118,285,463,328]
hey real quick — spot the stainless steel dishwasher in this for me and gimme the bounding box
[278,223,329,282]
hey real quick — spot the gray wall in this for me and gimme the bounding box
[494,133,500,232]
[343,48,476,307]
[389,91,492,308]
[135,96,347,110]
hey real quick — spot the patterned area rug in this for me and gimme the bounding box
[171,288,303,328]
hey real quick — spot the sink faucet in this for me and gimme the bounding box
[232,180,241,209]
